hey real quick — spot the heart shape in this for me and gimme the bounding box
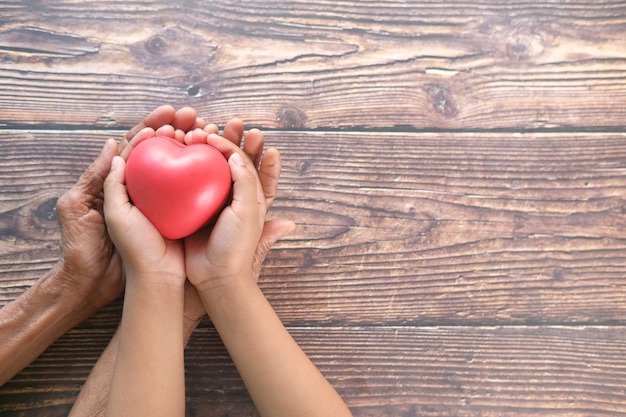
[125,136,231,239]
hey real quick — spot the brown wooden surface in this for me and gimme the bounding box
[0,1,625,416]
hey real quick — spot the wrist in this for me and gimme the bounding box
[41,261,100,324]
[125,270,186,295]
[197,274,258,317]
[53,257,123,319]
[0,262,95,384]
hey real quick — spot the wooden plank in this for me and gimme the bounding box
[0,325,624,416]
[0,0,625,129]
[0,130,624,326]
[269,131,626,325]
[0,3,623,417]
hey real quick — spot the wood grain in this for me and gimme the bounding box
[269,131,626,326]
[1,1,625,416]
[0,0,625,130]
[0,130,624,326]
[0,324,624,416]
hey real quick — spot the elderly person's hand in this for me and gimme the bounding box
[55,105,207,310]
[54,138,124,313]
[0,105,205,387]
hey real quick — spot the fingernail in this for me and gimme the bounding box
[111,156,120,170]
[104,139,121,160]
[230,152,245,166]
[101,139,114,154]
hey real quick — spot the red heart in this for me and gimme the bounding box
[125,136,231,239]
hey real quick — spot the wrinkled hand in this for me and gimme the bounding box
[53,106,208,311]
[55,139,124,311]
[120,105,217,159]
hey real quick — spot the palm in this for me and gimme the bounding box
[65,205,124,303]
[120,111,294,323]
[185,218,294,286]
[55,147,124,308]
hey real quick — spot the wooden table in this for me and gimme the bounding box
[1,1,625,415]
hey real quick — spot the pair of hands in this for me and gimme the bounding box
[55,106,293,329]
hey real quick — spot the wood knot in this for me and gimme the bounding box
[552,268,565,281]
[506,33,544,61]
[132,28,218,67]
[35,197,59,223]
[28,196,60,237]
[0,196,60,242]
[145,35,167,55]
[426,84,459,119]
[187,85,200,97]
[276,105,307,129]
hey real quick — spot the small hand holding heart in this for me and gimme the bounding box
[125,136,232,239]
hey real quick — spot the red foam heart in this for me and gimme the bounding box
[125,136,231,239]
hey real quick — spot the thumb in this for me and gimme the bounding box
[103,156,130,227]
[252,218,296,280]
[76,139,118,199]
[55,139,118,224]
[229,151,260,208]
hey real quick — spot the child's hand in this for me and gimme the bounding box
[180,120,294,331]
[184,131,282,296]
[103,129,187,417]
[103,147,185,283]
[181,130,352,417]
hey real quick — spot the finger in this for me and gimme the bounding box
[205,133,244,161]
[119,127,157,160]
[124,105,175,141]
[103,156,131,229]
[222,118,244,147]
[92,190,105,217]
[213,135,267,221]
[174,129,186,143]
[229,152,265,222]
[68,139,118,204]
[243,128,265,169]
[184,128,209,145]
[171,107,197,131]
[258,148,281,208]
[191,117,206,130]
[252,218,296,280]
[203,123,219,135]
[155,125,176,139]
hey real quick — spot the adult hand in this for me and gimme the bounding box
[54,139,121,304]
[55,105,209,310]
[0,106,195,387]
[119,105,217,159]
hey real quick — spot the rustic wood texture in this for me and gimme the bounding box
[0,0,625,130]
[0,0,625,416]
[2,324,625,417]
